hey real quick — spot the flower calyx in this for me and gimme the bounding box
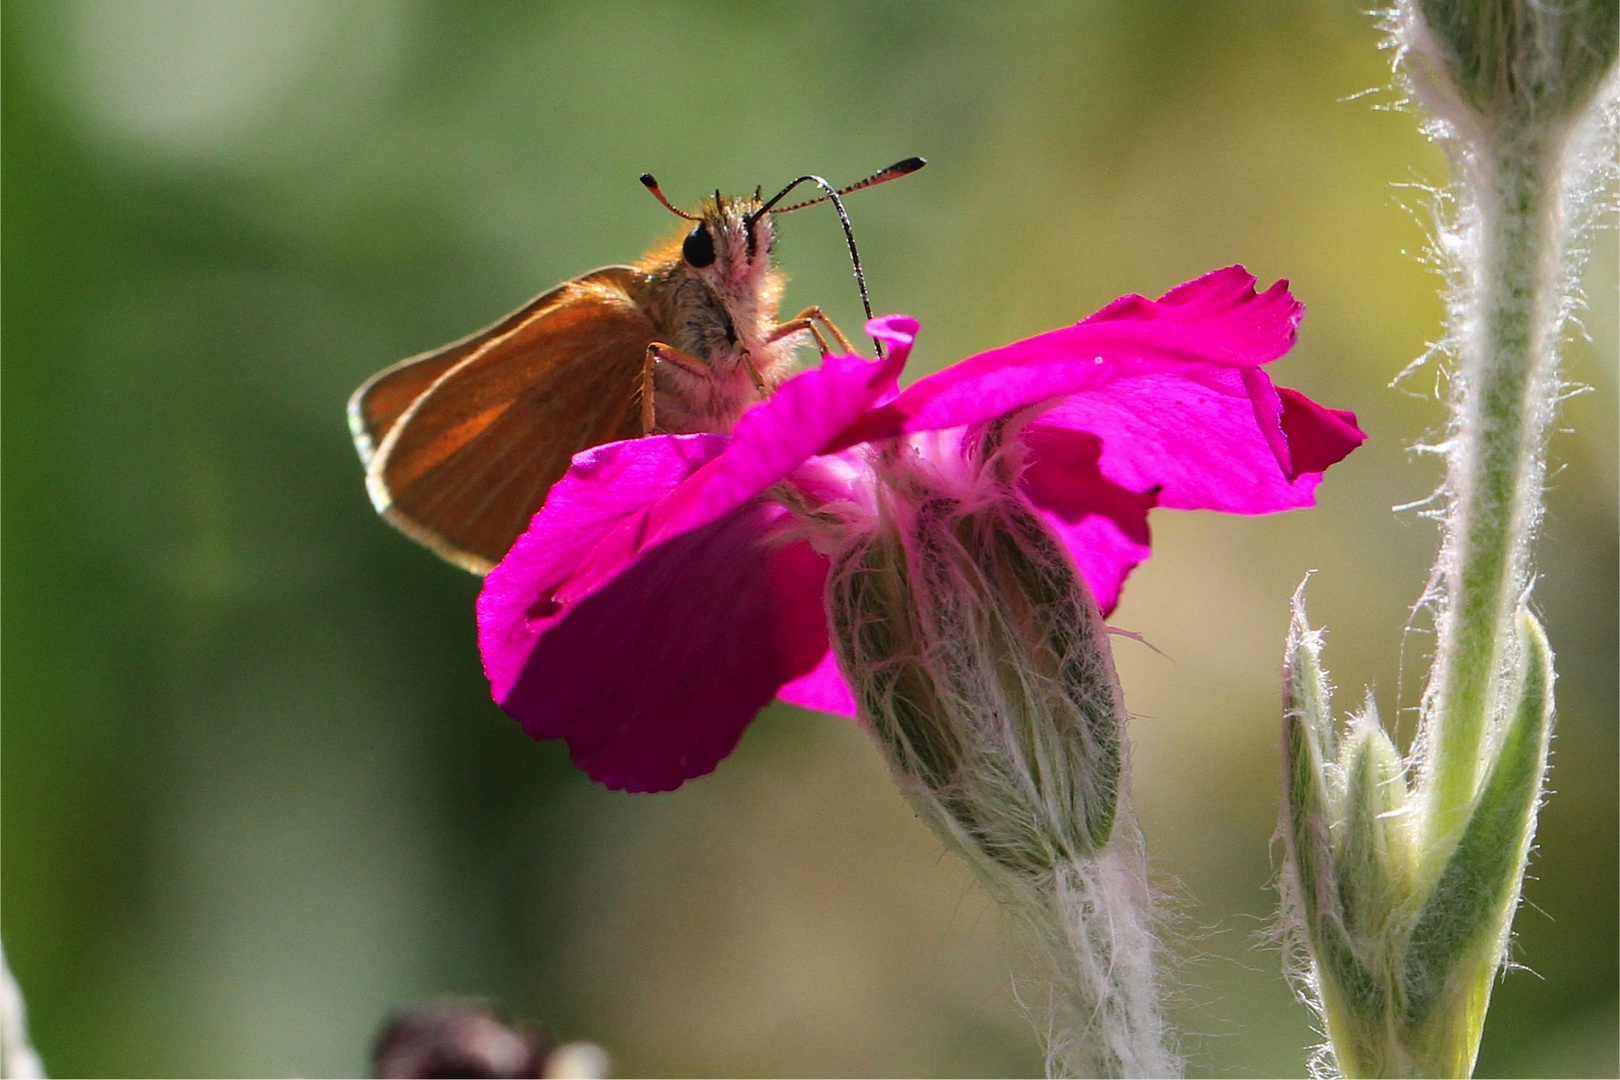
[829,442,1126,884]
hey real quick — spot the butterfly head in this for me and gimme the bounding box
[640,177,775,290]
[684,190,774,285]
[639,160,925,335]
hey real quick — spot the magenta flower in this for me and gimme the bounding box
[477,267,1365,792]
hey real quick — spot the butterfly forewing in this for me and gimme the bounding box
[347,272,632,466]
[360,267,657,573]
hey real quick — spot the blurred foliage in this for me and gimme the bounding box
[2,2,1613,1076]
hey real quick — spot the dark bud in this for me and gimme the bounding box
[374,1000,545,1079]
[682,223,716,267]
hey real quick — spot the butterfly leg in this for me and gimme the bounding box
[641,341,713,433]
[639,345,658,431]
[804,324,835,356]
[738,347,769,397]
[767,307,857,356]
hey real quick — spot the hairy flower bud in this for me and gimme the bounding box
[1279,592,1554,1078]
[1400,0,1618,133]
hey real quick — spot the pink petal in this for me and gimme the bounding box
[1280,388,1365,478]
[834,268,1303,446]
[1029,366,1333,515]
[479,434,730,704]
[1241,367,1366,480]
[1280,391,1363,477]
[1088,264,1304,358]
[482,496,830,792]
[1018,426,1158,614]
[776,648,858,717]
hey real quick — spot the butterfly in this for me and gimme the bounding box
[348,158,924,573]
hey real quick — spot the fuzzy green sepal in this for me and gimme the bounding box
[1280,601,1554,1078]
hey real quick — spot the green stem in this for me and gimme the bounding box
[1426,128,1565,847]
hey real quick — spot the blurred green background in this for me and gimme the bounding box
[4,2,1614,1076]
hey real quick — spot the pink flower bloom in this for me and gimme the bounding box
[477,267,1365,792]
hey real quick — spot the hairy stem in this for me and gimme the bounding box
[1424,128,1564,847]
[1018,833,1174,1079]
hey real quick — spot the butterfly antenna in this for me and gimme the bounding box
[745,158,924,357]
[766,157,926,214]
[638,173,700,221]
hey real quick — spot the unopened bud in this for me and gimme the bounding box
[1400,0,1618,133]
[1278,593,1556,1077]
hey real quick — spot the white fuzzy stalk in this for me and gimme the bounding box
[1013,823,1173,1079]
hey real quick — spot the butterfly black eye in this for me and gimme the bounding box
[683,223,716,267]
